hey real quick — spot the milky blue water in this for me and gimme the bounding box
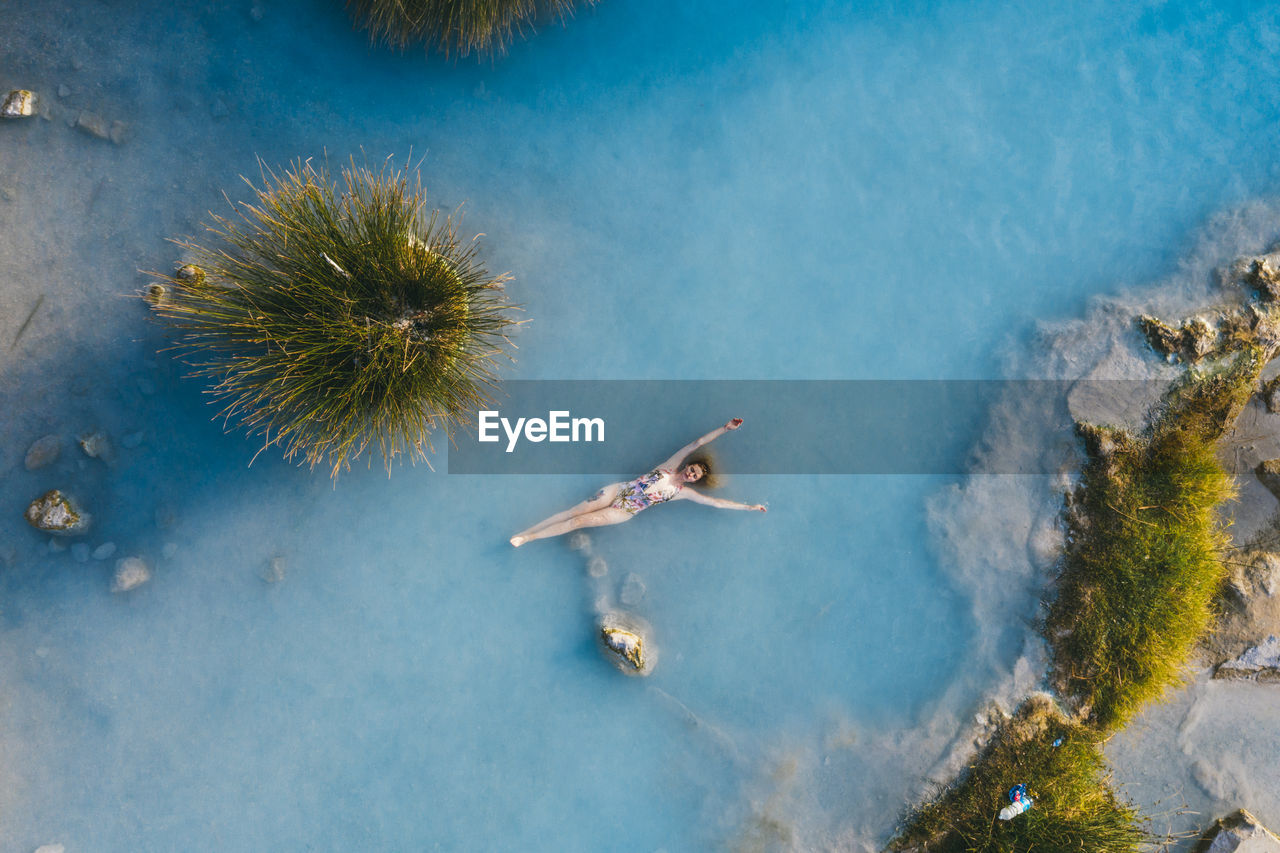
[3,0,1280,849]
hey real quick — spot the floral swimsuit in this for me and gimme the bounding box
[611,469,682,515]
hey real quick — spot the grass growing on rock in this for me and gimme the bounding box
[346,0,594,57]
[149,158,518,477]
[1047,347,1263,729]
[892,698,1144,853]
[893,347,1268,852]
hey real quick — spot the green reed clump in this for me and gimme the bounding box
[346,0,593,57]
[893,698,1144,853]
[1046,347,1262,729]
[149,159,517,477]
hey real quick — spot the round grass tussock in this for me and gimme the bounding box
[346,0,595,57]
[149,158,518,477]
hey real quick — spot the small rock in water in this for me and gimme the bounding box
[71,542,90,562]
[587,555,608,578]
[57,84,71,98]
[162,542,178,559]
[598,613,656,676]
[24,490,90,535]
[92,542,117,560]
[261,555,287,583]
[112,557,150,592]
[1,89,37,118]
[109,119,129,145]
[35,844,66,853]
[249,4,264,20]
[47,538,67,554]
[121,430,144,449]
[568,532,592,553]
[79,430,115,463]
[619,573,646,606]
[24,434,62,470]
[75,110,110,139]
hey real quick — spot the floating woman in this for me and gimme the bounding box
[509,418,767,547]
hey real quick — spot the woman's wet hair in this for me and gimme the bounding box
[682,453,721,489]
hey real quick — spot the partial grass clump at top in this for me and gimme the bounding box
[892,696,1144,853]
[346,0,594,57]
[1046,347,1263,729]
[149,158,518,477]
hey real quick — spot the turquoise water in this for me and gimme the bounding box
[3,1,1280,849]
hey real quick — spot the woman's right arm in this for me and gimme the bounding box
[657,418,743,471]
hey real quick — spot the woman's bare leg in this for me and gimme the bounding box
[511,507,631,546]
[510,485,620,546]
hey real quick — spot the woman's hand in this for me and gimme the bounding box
[725,418,743,430]
[752,503,767,512]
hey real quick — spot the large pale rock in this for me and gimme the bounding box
[1,89,36,117]
[1214,635,1280,682]
[598,613,655,676]
[24,490,90,535]
[35,844,66,853]
[24,434,61,470]
[1199,809,1280,853]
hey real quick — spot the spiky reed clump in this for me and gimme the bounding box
[347,0,594,57]
[892,698,1146,853]
[149,159,517,477]
[1046,347,1262,729]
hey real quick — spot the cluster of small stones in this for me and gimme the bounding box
[1,86,130,143]
[21,431,160,592]
[1136,252,1280,364]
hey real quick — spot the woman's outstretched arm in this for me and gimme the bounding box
[658,418,743,471]
[676,488,766,512]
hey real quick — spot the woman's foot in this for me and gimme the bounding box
[510,535,526,548]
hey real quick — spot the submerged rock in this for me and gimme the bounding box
[24,434,61,470]
[35,844,67,853]
[261,555,286,583]
[1197,809,1280,853]
[1,89,36,117]
[619,573,646,606]
[598,612,656,676]
[78,430,115,464]
[92,542,116,560]
[1255,460,1280,502]
[175,263,206,285]
[112,556,150,592]
[1213,635,1280,682]
[75,110,109,139]
[24,490,90,535]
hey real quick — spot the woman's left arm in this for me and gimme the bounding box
[676,489,766,512]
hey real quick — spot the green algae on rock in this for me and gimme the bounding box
[345,0,596,57]
[147,159,518,477]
